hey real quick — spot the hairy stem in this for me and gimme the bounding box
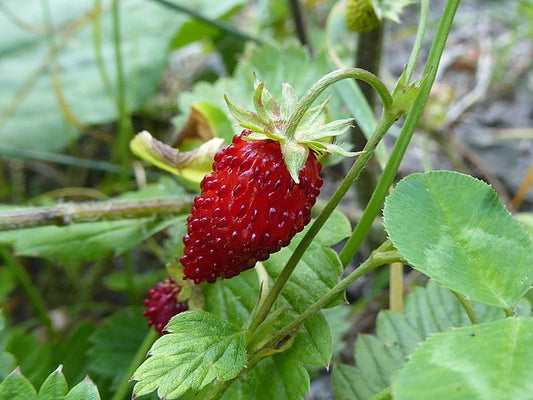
[0,197,193,231]
[257,249,404,356]
[284,68,393,139]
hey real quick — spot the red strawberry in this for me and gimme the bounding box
[181,131,323,284]
[180,80,357,284]
[143,278,188,334]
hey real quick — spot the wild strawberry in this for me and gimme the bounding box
[345,0,380,33]
[143,278,188,334]
[181,80,358,284]
[181,131,323,284]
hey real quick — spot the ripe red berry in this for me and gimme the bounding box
[181,131,323,284]
[143,278,188,334]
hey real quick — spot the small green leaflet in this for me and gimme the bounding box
[383,171,533,309]
[132,311,247,400]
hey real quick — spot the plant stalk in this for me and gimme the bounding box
[284,68,393,140]
[339,0,461,266]
[452,291,480,324]
[0,197,193,231]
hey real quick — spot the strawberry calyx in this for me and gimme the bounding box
[224,79,359,183]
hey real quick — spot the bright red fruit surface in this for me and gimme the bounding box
[143,278,188,334]
[181,131,323,284]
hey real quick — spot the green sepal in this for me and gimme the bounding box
[390,68,427,118]
[300,118,354,142]
[296,98,329,134]
[224,94,270,134]
[253,81,280,123]
[281,83,298,121]
[304,141,363,158]
[280,142,309,184]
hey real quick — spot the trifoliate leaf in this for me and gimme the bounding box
[132,311,246,400]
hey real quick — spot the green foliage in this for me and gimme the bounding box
[331,281,516,400]
[0,368,100,400]
[393,318,533,400]
[0,0,244,152]
[132,311,247,399]
[383,171,533,308]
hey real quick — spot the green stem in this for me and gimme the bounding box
[258,249,404,354]
[284,68,393,139]
[92,0,116,104]
[339,0,461,266]
[0,247,57,339]
[247,113,397,335]
[369,386,393,400]
[111,328,158,400]
[404,0,430,83]
[452,291,480,324]
[112,0,132,180]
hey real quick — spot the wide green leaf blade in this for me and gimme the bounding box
[0,369,38,400]
[64,377,100,400]
[132,311,246,399]
[393,318,533,400]
[0,0,243,152]
[38,367,68,400]
[331,281,513,400]
[383,171,533,308]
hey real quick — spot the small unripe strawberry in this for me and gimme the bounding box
[346,0,380,33]
[143,278,188,334]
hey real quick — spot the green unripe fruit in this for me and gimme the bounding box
[345,0,380,33]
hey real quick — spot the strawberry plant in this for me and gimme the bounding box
[1,0,532,400]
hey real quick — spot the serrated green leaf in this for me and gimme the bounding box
[332,281,512,400]
[88,308,148,387]
[383,171,533,308]
[0,179,188,263]
[64,377,100,400]
[393,318,533,400]
[38,367,68,400]
[0,0,244,152]
[0,369,37,400]
[133,311,246,399]
[221,350,309,400]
